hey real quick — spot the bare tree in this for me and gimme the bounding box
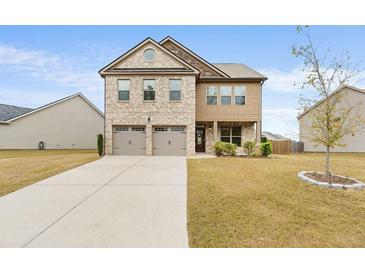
[292,26,364,182]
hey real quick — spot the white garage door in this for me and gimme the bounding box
[153,126,186,156]
[112,126,146,155]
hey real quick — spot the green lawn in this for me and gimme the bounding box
[0,150,99,196]
[188,153,365,247]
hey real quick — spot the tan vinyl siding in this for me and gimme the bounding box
[196,81,262,121]
[0,96,104,149]
[299,87,365,152]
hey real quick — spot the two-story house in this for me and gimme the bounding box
[99,37,267,156]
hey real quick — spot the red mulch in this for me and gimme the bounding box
[305,172,356,185]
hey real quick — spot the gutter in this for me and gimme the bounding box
[0,121,11,125]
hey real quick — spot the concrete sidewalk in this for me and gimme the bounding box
[0,156,188,247]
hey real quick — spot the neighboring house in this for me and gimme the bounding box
[298,85,365,152]
[0,93,104,149]
[262,131,290,141]
[99,36,267,156]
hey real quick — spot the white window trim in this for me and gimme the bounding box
[143,48,156,62]
[143,79,156,101]
[206,86,218,105]
[169,79,182,101]
[118,79,130,102]
[234,85,246,105]
[220,86,233,105]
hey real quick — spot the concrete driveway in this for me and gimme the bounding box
[0,156,188,247]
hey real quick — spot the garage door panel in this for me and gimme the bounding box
[153,127,186,156]
[113,127,146,155]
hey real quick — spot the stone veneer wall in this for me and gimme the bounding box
[104,75,196,156]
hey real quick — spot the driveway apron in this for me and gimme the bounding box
[0,156,188,247]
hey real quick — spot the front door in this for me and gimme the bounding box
[195,126,205,152]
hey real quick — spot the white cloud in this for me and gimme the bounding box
[260,66,365,93]
[262,107,299,139]
[259,67,306,93]
[0,45,102,94]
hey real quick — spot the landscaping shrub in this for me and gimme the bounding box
[243,141,256,156]
[97,134,104,157]
[260,142,272,157]
[261,136,267,143]
[213,141,237,156]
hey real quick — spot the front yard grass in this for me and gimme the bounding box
[0,150,99,197]
[188,153,365,247]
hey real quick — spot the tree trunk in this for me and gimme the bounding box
[326,145,331,184]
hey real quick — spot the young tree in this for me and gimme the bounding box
[292,26,364,182]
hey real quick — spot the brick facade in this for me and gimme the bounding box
[104,75,196,156]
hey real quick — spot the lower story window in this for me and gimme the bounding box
[220,126,242,146]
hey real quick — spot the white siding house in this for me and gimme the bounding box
[0,93,104,149]
[298,86,365,152]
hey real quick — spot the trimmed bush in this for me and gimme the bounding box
[97,134,103,157]
[243,141,256,156]
[260,142,272,157]
[213,141,237,156]
[261,136,267,143]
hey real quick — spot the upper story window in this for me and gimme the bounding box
[220,86,232,105]
[144,79,156,101]
[169,79,181,101]
[118,79,130,101]
[207,86,218,105]
[234,86,246,105]
[143,48,156,62]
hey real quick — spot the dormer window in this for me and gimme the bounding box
[143,48,156,62]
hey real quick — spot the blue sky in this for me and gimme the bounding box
[1,25,365,138]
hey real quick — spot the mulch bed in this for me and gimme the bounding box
[305,172,356,185]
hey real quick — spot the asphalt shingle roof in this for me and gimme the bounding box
[262,131,290,141]
[0,104,33,121]
[212,63,267,79]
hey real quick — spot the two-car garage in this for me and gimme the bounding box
[112,126,187,156]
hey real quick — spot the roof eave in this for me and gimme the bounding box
[99,37,200,76]
[197,77,267,82]
[159,36,231,78]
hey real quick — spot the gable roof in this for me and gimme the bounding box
[99,37,199,76]
[213,63,267,80]
[160,36,230,78]
[262,131,290,141]
[0,104,33,122]
[3,93,104,123]
[297,85,365,119]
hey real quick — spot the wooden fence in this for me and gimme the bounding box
[269,140,304,154]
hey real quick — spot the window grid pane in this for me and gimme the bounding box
[118,80,130,90]
[220,137,230,143]
[119,90,129,101]
[232,127,241,136]
[220,86,232,96]
[232,137,241,146]
[234,86,245,96]
[144,90,155,100]
[169,79,181,91]
[207,86,218,96]
[221,96,231,105]
[221,127,231,137]
[235,96,245,105]
[144,80,155,90]
[207,96,217,105]
[170,91,181,101]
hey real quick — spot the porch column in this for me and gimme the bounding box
[256,121,262,143]
[146,123,152,156]
[213,121,218,143]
